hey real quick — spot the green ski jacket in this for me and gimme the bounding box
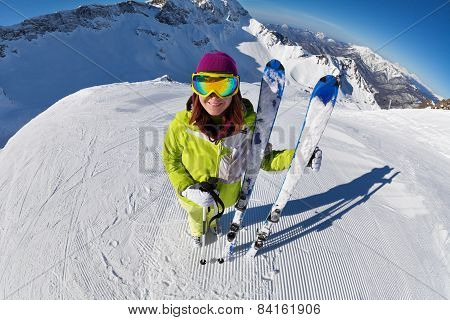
[163,99,294,209]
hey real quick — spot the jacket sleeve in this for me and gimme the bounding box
[260,148,295,171]
[162,116,196,195]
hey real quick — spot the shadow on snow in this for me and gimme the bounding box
[222,165,400,257]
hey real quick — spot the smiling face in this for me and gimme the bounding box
[199,93,233,116]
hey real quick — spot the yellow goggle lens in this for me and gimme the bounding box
[192,73,239,98]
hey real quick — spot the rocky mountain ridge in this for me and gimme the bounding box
[269,23,440,109]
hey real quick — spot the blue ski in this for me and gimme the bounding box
[246,75,340,258]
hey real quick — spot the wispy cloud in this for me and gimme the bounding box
[245,5,357,43]
[299,12,343,30]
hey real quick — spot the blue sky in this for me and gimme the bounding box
[1,0,449,97]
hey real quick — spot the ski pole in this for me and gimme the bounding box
[200,206,207,265]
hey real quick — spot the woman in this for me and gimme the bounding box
[163,51,322,247]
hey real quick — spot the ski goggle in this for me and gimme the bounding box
[191,72,240,98]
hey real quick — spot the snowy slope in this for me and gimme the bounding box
[0,79,448,299]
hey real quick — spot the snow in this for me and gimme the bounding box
[0,79,448,299]
[315,32,325,40]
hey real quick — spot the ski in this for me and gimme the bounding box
[218,59,285,263]
[246,75,340,258]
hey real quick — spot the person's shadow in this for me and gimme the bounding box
[222,166,400,256]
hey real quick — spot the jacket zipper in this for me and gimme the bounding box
[216,140,223,178]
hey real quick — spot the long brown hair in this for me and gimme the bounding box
[188,92,244,142]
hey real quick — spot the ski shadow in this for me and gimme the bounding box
[225,166,400,257]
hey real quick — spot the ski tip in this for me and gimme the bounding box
[245,246,258,259]
[319,75,339,86]
[266,59,285,71]
[200,259,207,265]
[312,75,339,106]
[218,258,225,264]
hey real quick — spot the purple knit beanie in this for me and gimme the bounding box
[195,51,238,76]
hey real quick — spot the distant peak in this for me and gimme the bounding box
[148,0,249,26]
[152,75,173,82]
[146,0,165,8]
[315,32,325,40]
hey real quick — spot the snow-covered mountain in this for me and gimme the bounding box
[240,19,378,108]
[270,24,441,109]
[0,0,253,148]
[0,0,441,148]
[0,78,449,299]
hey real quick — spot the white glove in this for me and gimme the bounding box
[309,146,322,172]
[181,185,216,208]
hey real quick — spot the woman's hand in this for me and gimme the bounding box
[181,185,216,207]
[307,146,322,172]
